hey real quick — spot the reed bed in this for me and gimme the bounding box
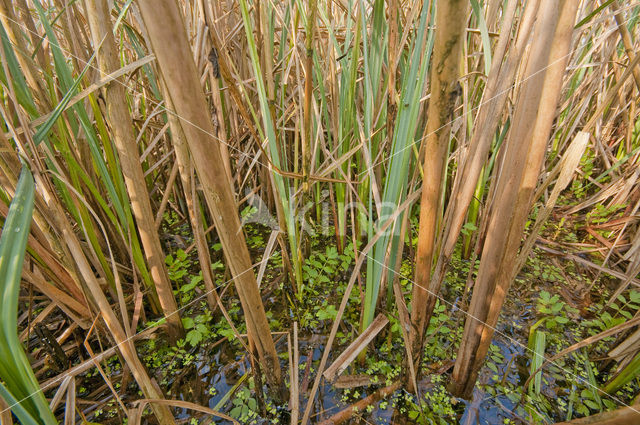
[0,0,639,424]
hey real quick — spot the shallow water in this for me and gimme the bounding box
[167,325,532,424]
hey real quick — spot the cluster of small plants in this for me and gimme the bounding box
[229,385,260,423]
[388,375,457,425]
[129,203,640,425]
[297,242,357,329]
[585,291,640,335]
[514,282,640,423]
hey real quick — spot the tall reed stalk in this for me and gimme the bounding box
[137,0,283,395]
[84,0,183,341]
[364,0,433,334]
[410,0,468,379]
[451,0,580,397]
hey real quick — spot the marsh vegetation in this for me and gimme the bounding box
[0,0,640,424]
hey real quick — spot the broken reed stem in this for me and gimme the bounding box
[317,381,401,425]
